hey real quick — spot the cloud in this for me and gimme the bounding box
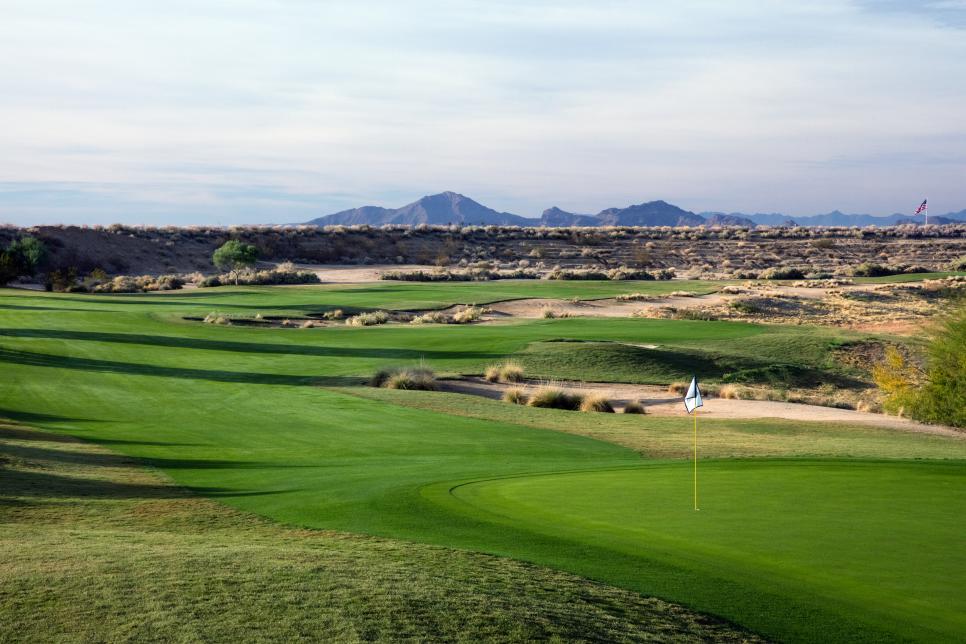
[1,1,964,224]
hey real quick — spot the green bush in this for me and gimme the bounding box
[950,256,966,271]
[761,266,806,280]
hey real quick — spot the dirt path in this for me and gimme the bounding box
[283,263,429,283]
[439,377,963,438]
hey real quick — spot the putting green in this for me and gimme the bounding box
[447,460,966,642]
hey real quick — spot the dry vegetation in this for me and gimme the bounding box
[3,223,964,279]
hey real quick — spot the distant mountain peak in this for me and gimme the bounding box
[302,195,966,228]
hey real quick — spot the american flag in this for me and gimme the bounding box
[915,199,928,214]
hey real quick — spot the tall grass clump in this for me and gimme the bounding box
[579,394,615,413]
[484,362,524,383]
[452,306,484,324]
[502,388,528,405]
[527,386,583,410]
[622,401,646,414]
[410,311,450,325]
[346,310,390,326]
[370,367,437,390]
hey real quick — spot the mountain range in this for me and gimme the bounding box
[304,192,966,228]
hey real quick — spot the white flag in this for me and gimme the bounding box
[684,376,703,414]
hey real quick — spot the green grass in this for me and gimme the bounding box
[513,338,865,386]
[2,283,964,642]
[444,460,966,643]
[0,421,754,642]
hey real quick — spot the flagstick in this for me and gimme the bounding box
[693,408,699,511]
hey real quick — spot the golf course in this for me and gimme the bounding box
[2,280,964,642]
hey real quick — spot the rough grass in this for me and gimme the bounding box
[0,421,756,643]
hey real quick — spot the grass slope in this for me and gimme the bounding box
[0,421,755,642]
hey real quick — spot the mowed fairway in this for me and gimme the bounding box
[2,283,965,642]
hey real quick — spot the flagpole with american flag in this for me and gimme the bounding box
[916,198,928,226]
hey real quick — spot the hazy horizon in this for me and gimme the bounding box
[2,1,965,226]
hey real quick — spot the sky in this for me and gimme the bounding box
[2,0,965,226]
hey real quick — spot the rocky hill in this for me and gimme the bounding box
[305,193,960,228]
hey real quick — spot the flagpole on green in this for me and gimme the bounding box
[693,408,698,511]
[684,375,703,511]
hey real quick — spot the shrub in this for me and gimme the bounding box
[615,292,654,302]
[410,311,450,325]
[527,387,584,410]
[502,388,528,405]
[452,306,483,324]
[198,267,320,287]
[718,384,748,399]
[371,367,436,390]
[346,310,390,326]
[579,394,615,413]
[949,256,966,271]
[92,274,185,293]
[385,368,437,391]
[667,381,689,395]
[203,312,232,325]
[874,307,965,427]
[485,361,524,383]
[852,263,897,278]
[322,309,344,320]
[729,299,763,315]
[622,401,646,414]
[761,266,806,280]
[541,307,558,319]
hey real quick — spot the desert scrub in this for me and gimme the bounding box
[579,394,615,413]
[322,309,345,320]
[622,401,646,414]
[410,311,450,325]
[92,274,185,293]
[949,256,966,271]
[484,362,524,383]
[502,388,528,405]
[202,312,232,326]
[729,299,763,315]
[615,292,655,302]
[452,306,484,324]
[370,367,436,391]
[527,387,584,411]
[346,311,390,326]
[199,266,320,287]
[760,267,806,280]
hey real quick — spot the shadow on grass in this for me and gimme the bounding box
[0,442,271,470]
[0,347,362,387]
[0,425,292,504]
[0,328,500,361]
[0,468,284,500]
